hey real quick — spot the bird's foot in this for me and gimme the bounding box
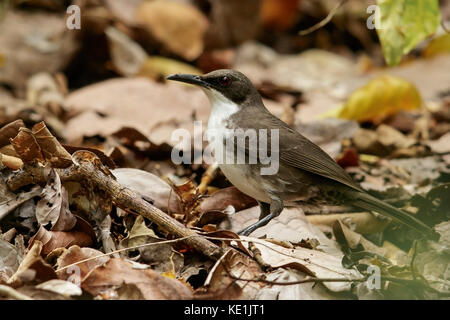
[237,212,277,236]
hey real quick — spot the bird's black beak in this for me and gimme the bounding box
[166,73,209,88]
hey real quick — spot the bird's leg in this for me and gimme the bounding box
[237,197,283,236]
[257,201,270,220]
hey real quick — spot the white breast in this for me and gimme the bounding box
[202,89,270,202]
[204,89,238,162]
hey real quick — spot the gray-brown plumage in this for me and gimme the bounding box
[167,69,437,239]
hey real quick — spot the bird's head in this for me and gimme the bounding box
[167,69,260,106]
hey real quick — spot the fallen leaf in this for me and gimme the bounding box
[205,0,261,48]
[306,212,390,235]
[228,207,339,252]
[256,268,339,300]
[202,249,264,299]
[10,128,44,164]
[121,215,184,274]
[64,77,209,145]
[29,221,95,256]
[322,75,422,123]
[112,168,180,213]
[0,119,25,148]
[136,0,208,61]
[336,148,359,168]
[423,34,450,58]
[246,237,363,292]
[81,258,193,299]
[104,0,143,26]
[36,169,77,231]
[26,73,65,109]
[32,122,72,168]
[195,187,257,226]
[426,132,450,153]
[0,186,42,221]
[0,10,79,90]
[8,241,57,286]
[260,0,300,31]
[0,238,22,283]
[105,26,147,77]
[35,279,82,297]
[376,0,440,66]
[57,246,110,282]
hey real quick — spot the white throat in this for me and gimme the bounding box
[204,89,239,133]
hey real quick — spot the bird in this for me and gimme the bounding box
[167,69,437,239]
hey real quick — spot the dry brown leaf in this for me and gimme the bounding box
[64,77,209,145]
[205,0,261,48]
[195,187,257,227]
[202,249,264,300]
[32,122,72,168]
[112,168,180,214]
[57,246,110,282]
[36,169,76,231]
[197,187,257,215]
[0,120,25,148]
[0,10,79,91]
[105,26,201,79]
[8,241,57,286]
[260,0,300,31]
[81,258,193,300]
[10,128,44,164]
[29,221,95,256]
[136,0,208,61]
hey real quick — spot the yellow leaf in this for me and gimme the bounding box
[161,271,176,279]
[423,34,450,58]
[138,56,201,80]
[320,75,422,123]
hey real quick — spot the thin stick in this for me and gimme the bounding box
[299,0,348,36]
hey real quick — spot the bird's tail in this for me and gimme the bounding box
[350,191,438,240]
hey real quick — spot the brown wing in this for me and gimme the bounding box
[232,107,364,193]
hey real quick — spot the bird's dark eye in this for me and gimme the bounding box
[219,76,231,87]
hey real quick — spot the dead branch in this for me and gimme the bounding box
[7,150,224,260]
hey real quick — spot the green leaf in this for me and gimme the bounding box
[376,0,441,66]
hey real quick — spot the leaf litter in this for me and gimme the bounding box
[0,0,449,301]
